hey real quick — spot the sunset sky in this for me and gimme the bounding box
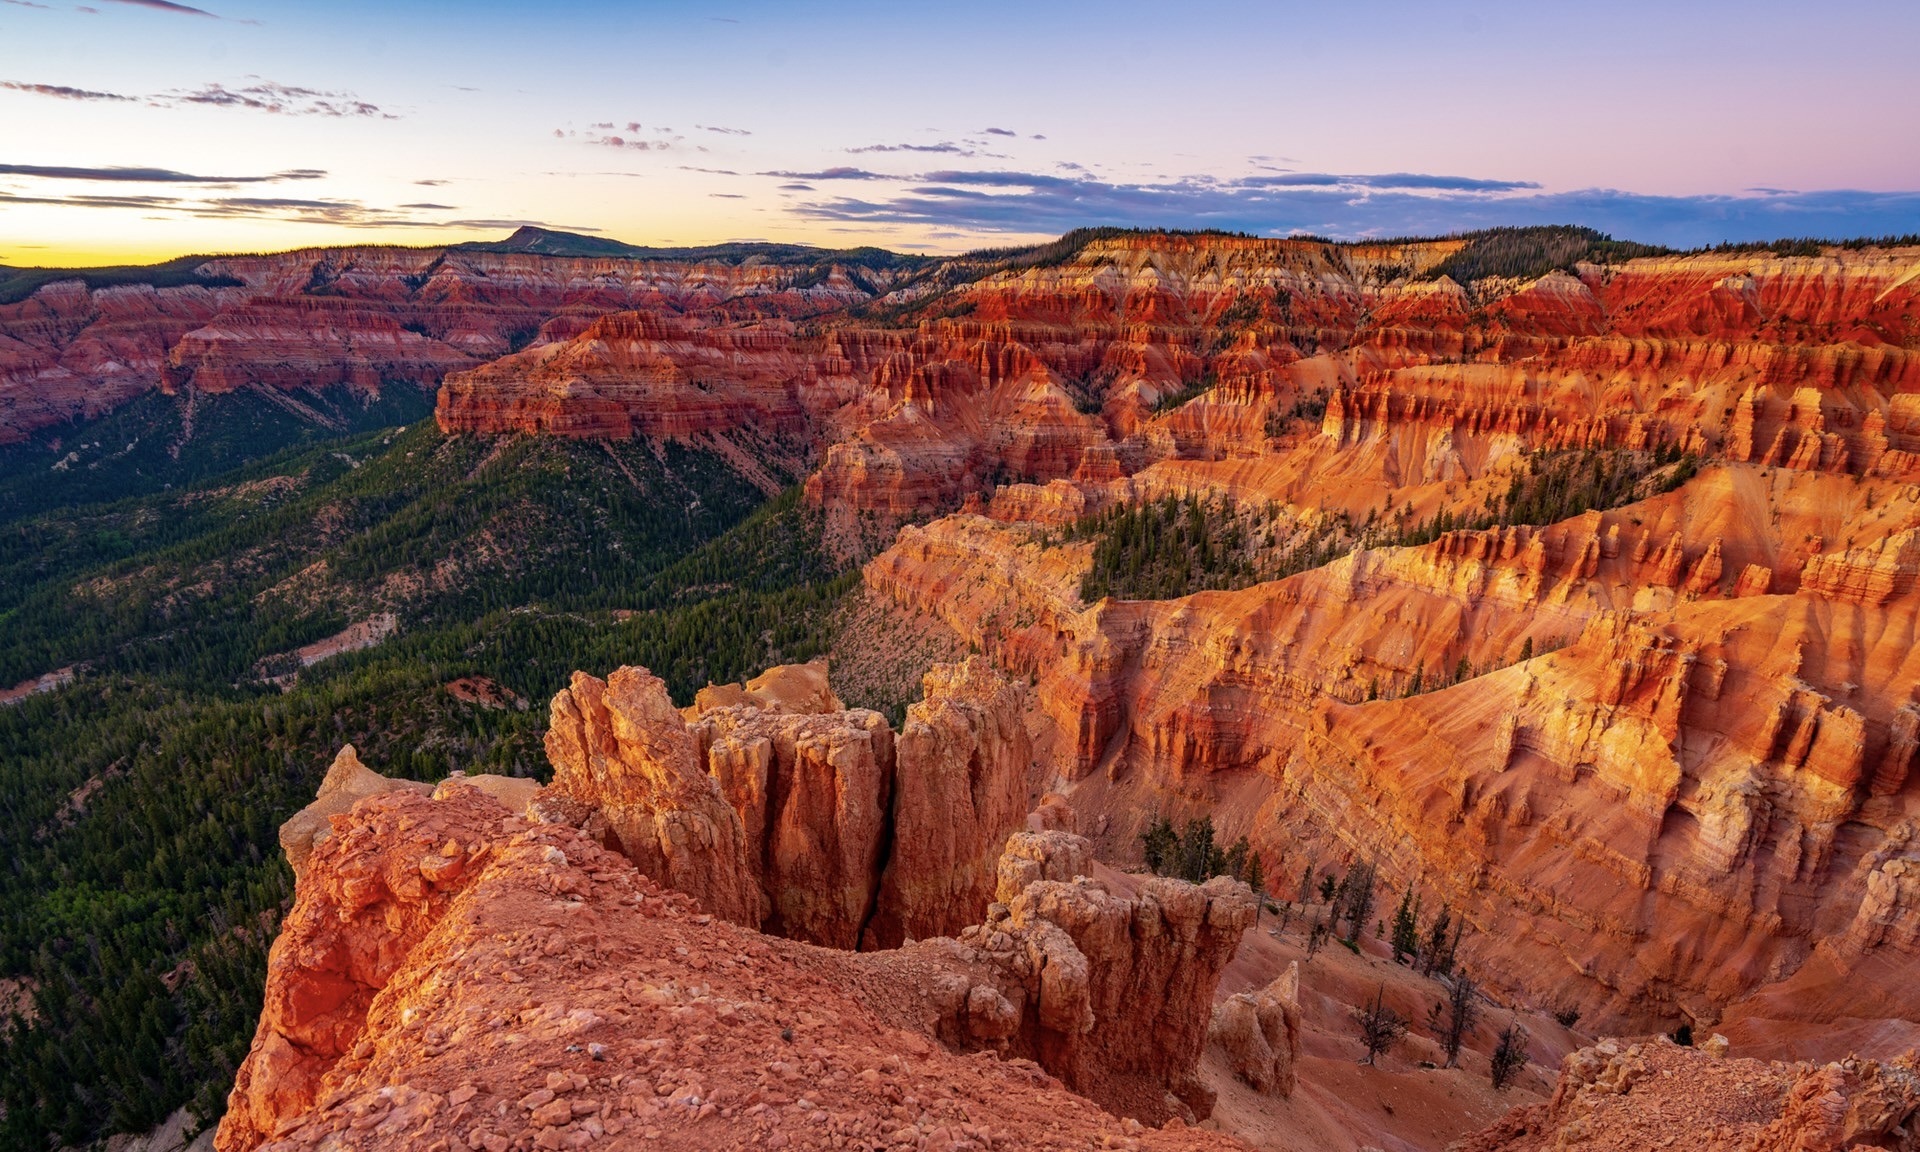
[4,0,1919,266]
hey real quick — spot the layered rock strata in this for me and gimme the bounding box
[861,461,1920,1037]
[1,241,909,444]
[544,666,762,927]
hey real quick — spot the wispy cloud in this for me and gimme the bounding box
[0,186,593,232]
[785,167,1920,247]
[758,167,888,181]
[696,124,751,136]
[3,77,393,117]
[0,163,325,183]
[567,121,681,151]
[100,0,217,16]
[981,127,1017,137]
[173,82,392,118]
[849,142,974,155]
[1,80,136,101]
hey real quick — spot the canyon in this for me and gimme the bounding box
[0,228,922,449]
[11,226,1920,1150]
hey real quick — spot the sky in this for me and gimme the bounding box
[3,0,1919,265]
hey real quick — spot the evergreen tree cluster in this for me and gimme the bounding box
[1414,226,1670,285]
[1069,447,1693,638]
[1138,813,1261,888]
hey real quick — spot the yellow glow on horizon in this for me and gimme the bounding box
[0,201,1026,269]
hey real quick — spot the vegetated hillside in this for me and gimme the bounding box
[0,386,439,523]
[0,422,854,1148]
[0,256,243,307]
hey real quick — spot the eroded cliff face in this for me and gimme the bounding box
[862,463,1920,1038]
[544,666,763,928]
[809,239,1920,1044]
[547,658,1034,952]
[215,769,1253,1151]
[423,238,1920,571]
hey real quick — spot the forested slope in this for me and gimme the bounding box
[0,418,847,1147]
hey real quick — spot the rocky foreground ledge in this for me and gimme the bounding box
[215,659,1255,1152]
[215,781,1244,1152]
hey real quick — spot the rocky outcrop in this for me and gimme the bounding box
[219,783,504,1152]
[276,744,429,884]
[549,658,1033,950]
[1799,528,1920,604]
[0,242,910,445]
[1209,963,1303,1097]
[862,455,1920,1037]
[996,829,1093,903]
[433,310,820,443]
[543,666,762,927]
[689,657,843,716]
[913,839,1258,1124]
[869,656,1035,947]
[1455,1037,1920,1152]
[216,785,1242,1152]
[693,705,895,948]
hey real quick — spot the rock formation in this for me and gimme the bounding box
[220,783,505,1152]
[860,435,1920,1040]
[869,656,1035,947]
[215,778,1248,1152]
[1209,964,1303,1098]
[1455,1037,1920,1152]
[688,658,844,717]
[692,704,895,949]
[543,666,762,927]
[853,827,1262,1125]
[0,240,914,445]
[548,658,1032,951]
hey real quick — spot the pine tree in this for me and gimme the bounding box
[1426,972,1479,1069]
[1423,904,1453,975]
[1353,984,1408,1066]
[1340,861,1376,943]
[1391,886,1421,964]
[1222,835,1250,882]
[1305,909,1330,959]
[1140,816,1177,875]
[1490,1018,1529,1089]
[1175,817,1220,882]
[1440,914,1464,976]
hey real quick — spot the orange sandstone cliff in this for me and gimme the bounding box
[214,783,1249,1152]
